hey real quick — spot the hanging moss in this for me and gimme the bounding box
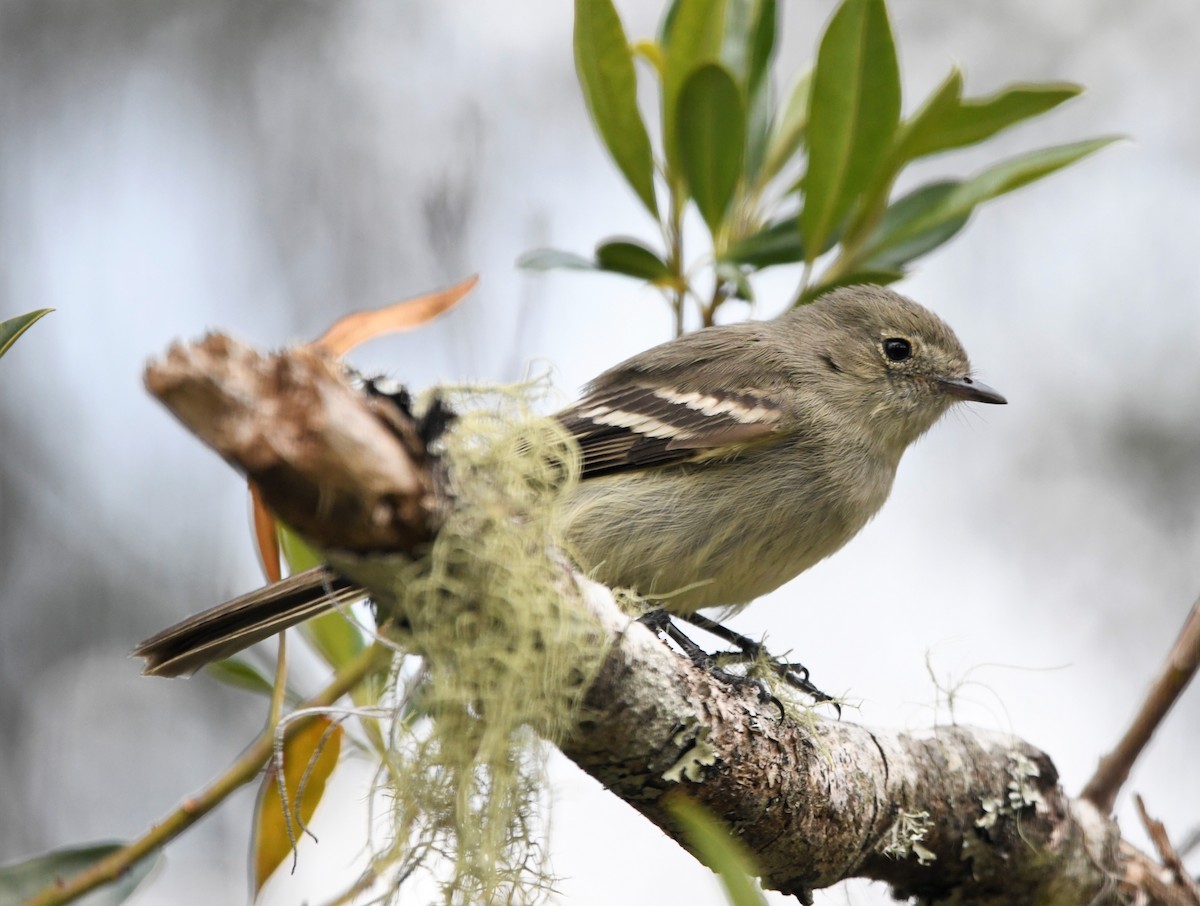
[344,385,607,905]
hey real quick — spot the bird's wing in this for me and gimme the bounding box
[556,325,790,478]
[557,383,785,477]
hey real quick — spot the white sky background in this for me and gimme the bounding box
[1,1,1198,904]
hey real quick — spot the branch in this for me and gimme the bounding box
[131,333,1194,905]
[144,333,441,554]
[1081,596,1200,813]
[560,577,1121,903]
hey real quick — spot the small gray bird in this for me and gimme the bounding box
[135,285,1004,676]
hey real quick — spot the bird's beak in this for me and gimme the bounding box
[939,376,1007,405]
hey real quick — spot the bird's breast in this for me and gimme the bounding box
[560,438,899,613]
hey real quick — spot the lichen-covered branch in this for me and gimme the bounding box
[559,577,1131,903]
[143,334,1191,906]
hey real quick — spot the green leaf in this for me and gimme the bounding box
[0,309,53,361]
[676,64,745,232]
[898,69,1082,163]
[253,718,343,892]
[847,75,1083,253]
[204,657,278,697]
[863,137,1118,258]
[666,796,767,906]
[662,0,728,173]
[717,0,754,82]
[658,0,683,43]
[595,238,673,281]
[757,70,811,186]
[517,248,597,271]
[800,0,901,263]
[278,528,366,669]
[300,612,366,670]
[859,181,971,270]
[744,0,776,99]
[574,0,659,216]
[0,842,160,906]
[718,0,774,87]
[738,0,776,182]
[278,527,322,572]
[724,217,804,267]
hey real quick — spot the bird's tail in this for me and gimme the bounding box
[132,566,364,677]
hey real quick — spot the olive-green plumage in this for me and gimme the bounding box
[558,284,1004,612]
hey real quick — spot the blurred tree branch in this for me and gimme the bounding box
[1081,597,1200,813]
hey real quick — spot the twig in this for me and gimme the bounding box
[1081,596,1200,813]
[1134,795,1200,906]
[22,643,391,906]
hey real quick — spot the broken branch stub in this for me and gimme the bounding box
[144,333,442,554]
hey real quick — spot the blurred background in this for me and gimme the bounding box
[1,1,1197,903]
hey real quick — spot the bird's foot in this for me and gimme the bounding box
[638,610,838,715]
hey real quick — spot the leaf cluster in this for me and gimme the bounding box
[521,0,1116,329]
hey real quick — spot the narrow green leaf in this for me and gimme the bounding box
[0,309,53,360]
[866,137,1119,256]
[798,267,904,305]
[666,796,768,906]
[204,657,278,698]
[0,843,160,906]
[737,0,776,182]
[757,70,811,186]
[800,0,901,263]
[843,71,961,233]
[894,68,962,158]
[676,64,745,232]
[574,0,659,215]
[278,527,321,571]
[658,0,683,43]
[745,0,776,98]
[724,217,805,267]
[595,238,673,281]
[516,248,597,271]
[859,181,971,270]
[662,0,728,173]
[664,0,728,81]
[898,70,1082,163]
[719,0,773,84]
[743,71,772,183]
[299,612,365,670]
[718,0,754,82]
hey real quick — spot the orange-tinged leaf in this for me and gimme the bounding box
[310,274,478,356]
[250,483,283,583]
[252,716,344,892]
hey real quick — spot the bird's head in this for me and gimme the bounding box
[790,285,1006,450]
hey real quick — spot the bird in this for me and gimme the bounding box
[134,284,1005,677]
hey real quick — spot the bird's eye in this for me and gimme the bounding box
[883,338,912,362]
